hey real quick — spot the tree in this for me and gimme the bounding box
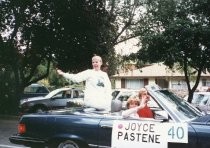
[134,0,210,102]
[0,0,116,114]
[0,0,151,114]
[102,0,148,73]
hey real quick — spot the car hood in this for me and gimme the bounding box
[190,114,210,125]
[20,96,46,104]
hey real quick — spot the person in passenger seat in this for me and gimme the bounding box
[137,88,154,118]
[122,88,153,118]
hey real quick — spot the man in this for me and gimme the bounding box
[57,55,112,111]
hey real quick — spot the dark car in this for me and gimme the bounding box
[19,87,84,113]
[21,83,50,100]
[10,85,210,148]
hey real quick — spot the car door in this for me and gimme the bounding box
[98,115,198,148]
[49,90,72,109]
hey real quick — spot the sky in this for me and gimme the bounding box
[115,38,140,55]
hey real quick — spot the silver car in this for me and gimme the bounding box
[19,87,84,113]
[185,92,210,114]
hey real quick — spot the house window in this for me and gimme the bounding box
[171,80,187,90]
[202,79,210,87]
[125,79,144,89]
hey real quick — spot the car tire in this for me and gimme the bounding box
[56,140,86,148]
[33,106,47,113]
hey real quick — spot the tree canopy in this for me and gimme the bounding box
[0,0,118,113]
[134,0,210,102]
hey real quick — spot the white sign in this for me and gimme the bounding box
[111,120,188,148]
[164,123,188,143]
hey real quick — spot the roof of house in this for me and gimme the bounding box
[112,63,210,78]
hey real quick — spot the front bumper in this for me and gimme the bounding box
[9,134,46,147]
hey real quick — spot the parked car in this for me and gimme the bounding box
[184,92,210,114]
[21,83,50,100]
[111,88,158,110]
[19,87,84,113]
[112,88,139,109]
[10,84,210,148]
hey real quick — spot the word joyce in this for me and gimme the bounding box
[117,122,161,143]
[125,122,155,132]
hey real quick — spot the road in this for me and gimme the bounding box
[0,118,28,148]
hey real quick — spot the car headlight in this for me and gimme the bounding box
[20,99,28,105]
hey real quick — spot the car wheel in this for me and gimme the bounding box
[56,140,83,148]
[33,106,47,113]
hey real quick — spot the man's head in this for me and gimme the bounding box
[126,95,140,109]
[139,88,150,102]
[92,54,102,71]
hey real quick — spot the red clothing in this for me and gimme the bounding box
[137,106,153,118]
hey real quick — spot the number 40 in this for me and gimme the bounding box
[168,126,184,139]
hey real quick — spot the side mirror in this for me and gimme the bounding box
[154,110,169,122]
[111,100,122,112]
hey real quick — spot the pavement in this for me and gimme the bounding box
[0,114,20,120]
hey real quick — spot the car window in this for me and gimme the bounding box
[73,90,84,98]
[112,90,120,99]
[53,91,65,99]
[24,85,49,93]
[191,94,204,104]
[118,95,130,101]
[117,91,138,101]
[24,86,38,93]
[36,87,49,93]
[199,96,210,105]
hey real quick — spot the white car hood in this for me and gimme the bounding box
[20,96,48,104]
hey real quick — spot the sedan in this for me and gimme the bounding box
[10,84,210,148]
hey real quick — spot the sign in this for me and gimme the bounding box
[111,120,188,148]
[164,123,188,143]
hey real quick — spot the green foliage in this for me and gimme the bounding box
[135,0,210,102]
[0,0,117,114]
[48,0,116,72]
[0,66,18,114]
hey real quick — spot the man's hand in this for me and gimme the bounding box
[56,69,64,75]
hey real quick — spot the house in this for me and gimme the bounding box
[111,63,210,92]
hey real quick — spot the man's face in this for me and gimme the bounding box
[92,58,102,70]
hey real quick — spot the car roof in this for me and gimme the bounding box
[194,92,210,94]
[184,92,210,100]
[29,83,45,86]
[112,88,139,91]
[185,91,210,97]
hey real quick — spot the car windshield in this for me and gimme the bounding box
[45,88,69,98]
[154,90,202,121]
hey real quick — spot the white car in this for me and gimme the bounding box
[111,88,158,110]
[19,87,84,113]
[184,92,210,114]
[112,88,139,109]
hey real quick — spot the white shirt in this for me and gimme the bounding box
[121,107,140,118]
[62,69,112,111]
